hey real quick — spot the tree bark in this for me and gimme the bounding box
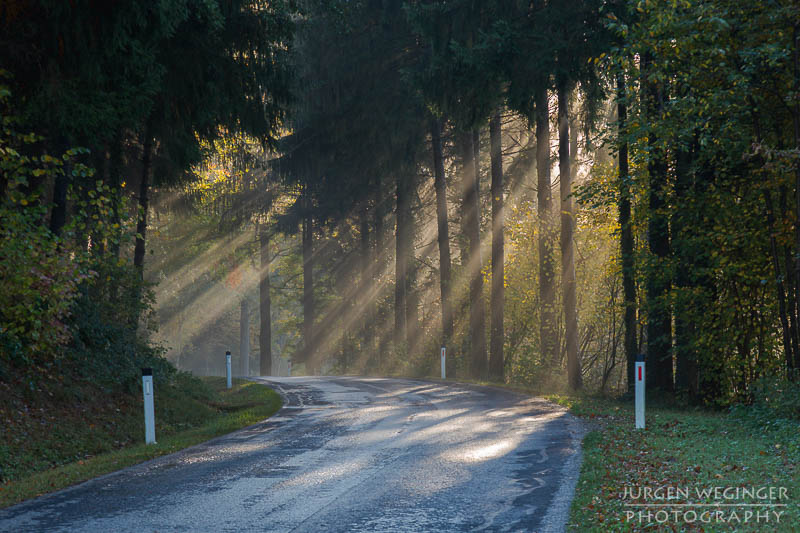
[779,185,799,376]
[536,87,558,368]
[394,172,410,349]
[109,133,124,260]
[240,299,250,377]
[489,110,505,382]
[751,103,796,381]
[793,23,800,378]
[673,141,695,394]
[92,146,110,255]
[460,129,488,379]
[133,128,152,275]
[643,54,673,392]
[617,73,638,393]
[558,84,581,391]
[764,189,795,376]
[431,118,454,373]
[372,183,385,369]
[259,229,272,376]
[694,161,722,402]
[405,174,419,352]
[49,144,70,236]
[359,207,373,358]
[302,187,315,373]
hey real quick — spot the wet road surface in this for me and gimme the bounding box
[0,377,584,532]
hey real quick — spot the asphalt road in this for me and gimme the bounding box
[0,377,585,533]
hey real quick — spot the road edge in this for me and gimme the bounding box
[398,375,589,533]
[0,380,283,514]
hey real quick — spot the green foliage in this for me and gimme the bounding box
[735,375,800,422]
[0,0,300,378]
[0,201,83,366]
[567,0,800,403]
[503,162,626,394]
[0,90,93,368]
[0,82,174,396]
[6,0,797,415]
[66,280,172,392]
[405,0,508,128]
[1,1,183,147]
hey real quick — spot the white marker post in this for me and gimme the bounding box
[440,346,446,380]
[142,368,156,444]
[226,350,232,389]
[635,354,645,429]
[287,359,292,377]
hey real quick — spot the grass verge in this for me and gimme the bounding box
[0,376,280,509]
[547,394,799,532]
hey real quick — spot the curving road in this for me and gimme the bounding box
[0,377,584,533]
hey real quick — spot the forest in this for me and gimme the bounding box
[2,0,799,413]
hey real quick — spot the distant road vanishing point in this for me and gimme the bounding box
[0,377,584,533]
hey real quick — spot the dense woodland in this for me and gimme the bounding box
[1,0,799,409]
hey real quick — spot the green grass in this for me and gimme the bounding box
[548,394,800,532]
[417,375,799,531]
[0,376,281,509]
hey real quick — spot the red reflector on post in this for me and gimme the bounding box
[638,367,642,381]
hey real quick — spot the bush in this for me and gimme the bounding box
[0,86,93,369]
[751,375,800,420]
[65,264,174,392]
[1,82,174,390]
[730,374,800,423]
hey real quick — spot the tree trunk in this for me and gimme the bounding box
[92,146,110,255]
[109,133,124,260]
[693,161,722,402]
[752,103,796,381]
[0,162,6,197]
[107,134,124,306]
[643,54,673,392]
[368,181,387,369]
[395,172,410,349]
[793,23,800,378]
[460,129,488,379]
[259,229,272,376]
[405,174,419,352]
[431,118,454,375]
[372,183,385,369]
[617,73,638,393]
[489,110,505,382]
[764,189,795,376]
[673,140,695,394]
[359,207,373,360]
[779,186,799,376]
[302,187,315,373]
[49,143,70,237]
[133,128,153,275]
[536,87,558,368]
[240,299,250,377]
[558,85,581,391]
